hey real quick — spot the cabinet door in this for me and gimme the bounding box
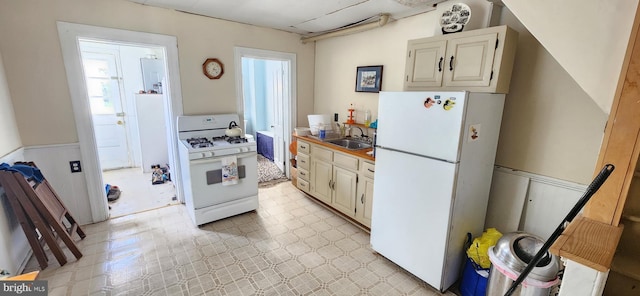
[331,166,358,216]
[405,40,447,89]
[310,159,332,204]
[355,177,374,228]
[443,32,497,87]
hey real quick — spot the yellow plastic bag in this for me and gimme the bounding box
[466,228,502,269]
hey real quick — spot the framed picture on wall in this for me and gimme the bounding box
[355,65,383,93]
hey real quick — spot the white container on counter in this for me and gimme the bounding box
[307,114,332,135]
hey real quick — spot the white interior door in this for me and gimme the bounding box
[82,52,130,170]
[271,61,287,172]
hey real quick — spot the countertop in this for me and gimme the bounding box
[293,135,375,162]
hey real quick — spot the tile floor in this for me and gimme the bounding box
[102,168,178,218]
[26,182,458,296]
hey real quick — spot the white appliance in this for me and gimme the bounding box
[177,114,258,226]
[370,91,505,292]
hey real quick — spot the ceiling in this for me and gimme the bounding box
[127,0,447,36]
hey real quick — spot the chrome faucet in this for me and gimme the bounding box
[353,126,369,140]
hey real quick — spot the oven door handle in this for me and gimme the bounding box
[189,151,256,165]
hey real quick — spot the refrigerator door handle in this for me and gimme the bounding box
[377,146,458,164]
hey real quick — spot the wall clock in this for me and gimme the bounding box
[202,58,224,79]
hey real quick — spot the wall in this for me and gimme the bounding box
[0,52,21,156]
[495,8,606,184]
[0,0,315,147]
[0,52,27,276]
[314,0,605,184]
[314,11,435,125]
[501,0,639,114]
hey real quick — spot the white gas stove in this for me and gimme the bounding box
[177,114,258,226]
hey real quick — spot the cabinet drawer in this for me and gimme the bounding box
[361,161,376,179]
[334,152,358,171]
[297,178,310,192]
[297,168,310,182]
[312,146,333,162]
[297,153,310,170]
[297,140,310,155]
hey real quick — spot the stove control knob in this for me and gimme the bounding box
[204,152,213,158]
[200,153,207,159]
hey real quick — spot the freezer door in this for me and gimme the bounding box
[370,148,457,290]
[377,91,467,162]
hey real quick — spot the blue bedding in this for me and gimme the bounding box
[256,131,274,161]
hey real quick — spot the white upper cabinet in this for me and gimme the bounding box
[404,25,518,94]
[444,32,497,87]
[405,40,447,88]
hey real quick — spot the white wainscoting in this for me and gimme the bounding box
[0,147,30,275]
[1,144,102,274]
[485,166,588,239]
[23,143,93,225]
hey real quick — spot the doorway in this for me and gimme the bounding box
[57,22,184,223]
[79,40,177,218]
[234,47,296,186]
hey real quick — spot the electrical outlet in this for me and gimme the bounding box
[69,160,82,173]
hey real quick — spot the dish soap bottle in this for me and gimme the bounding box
[364,109,371,127]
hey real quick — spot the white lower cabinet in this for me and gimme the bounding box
[297,139,375,228]
[355,176,374,227]
[332,166,358,214]
[296,141,311,193]
[310,158,332,204]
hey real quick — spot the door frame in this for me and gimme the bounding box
[57,22,184,223]
[234,47,297,177]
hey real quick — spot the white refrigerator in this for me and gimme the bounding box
[370,91,505,292]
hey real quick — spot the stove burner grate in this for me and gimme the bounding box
[210,136,249,144]
[186,137,213,148]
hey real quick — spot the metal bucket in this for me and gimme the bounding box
[486,232,561,296]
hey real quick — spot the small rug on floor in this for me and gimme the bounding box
[257,154,288,188]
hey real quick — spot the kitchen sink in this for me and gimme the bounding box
[325,138,372,150]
